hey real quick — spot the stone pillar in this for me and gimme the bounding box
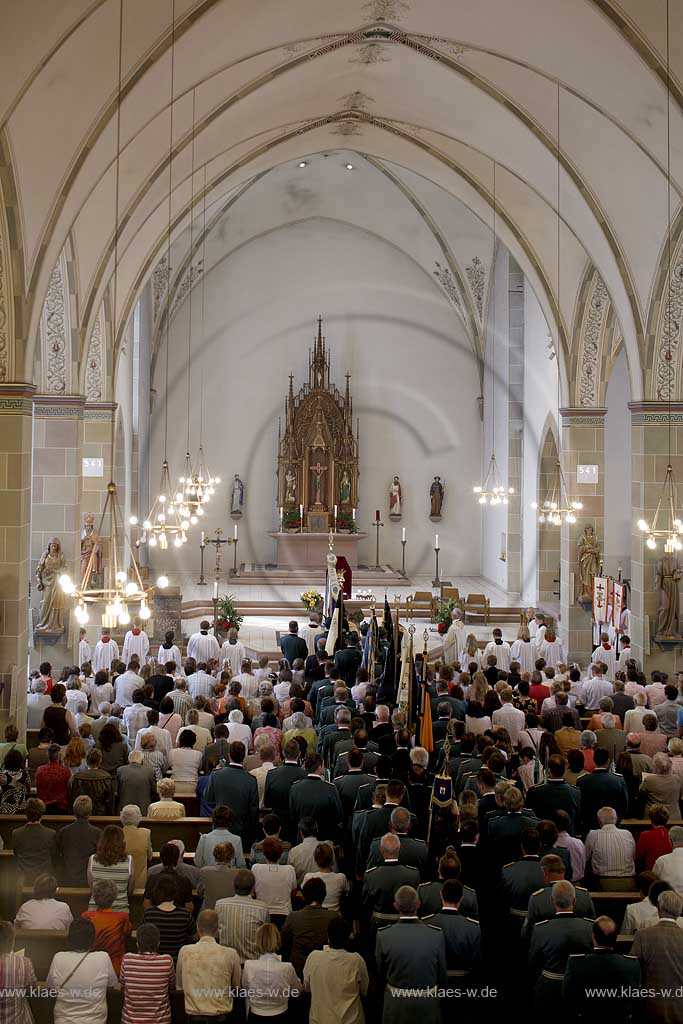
[629,401,683,670]
[137,286,152,567]
[82,403,116,519]
[506,257,524,595]
[0,383,35,733]
[559,407,607,662]
[31,394,85,667]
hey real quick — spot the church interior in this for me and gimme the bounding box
[2,0,683,1018]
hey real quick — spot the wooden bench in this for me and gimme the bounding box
[30,988,190,1024]
[463,593,490,623]
[15,930,69,978]
[589,890,642,929]
[18,887,148,925]
[0,814,212,852]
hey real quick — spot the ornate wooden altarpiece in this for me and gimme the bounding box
[277,318,359,529]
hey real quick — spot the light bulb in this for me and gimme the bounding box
[149,536,158,547]
[181,534,188,543]
[647,536,657,550]
[479,496,487,505]
[139,604,151,620]
[157,512,165,522]
[190,515,198,525]
[143,520,152,530]
[215,476,221,484]
[197,506,204,516]
[638,519,649,532]
[181,520,190,530]
[174,537,182,548]
[125,581,137,596]
[156,575,169,589]
[539,514,546,523]
[159,494,166,503]
[531,501,538,509]
[473,486,482,494]
[59,574,74,594]
[574,502,583,510]
[129,515,138,525]
[118,611,130,626]
[115,571,126,583]
[176,492,183,502]
[179,476,186,484]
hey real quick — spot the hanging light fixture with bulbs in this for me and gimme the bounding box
[473,160,514,507]
[530,83,583,528]
[636,0,683,554]
[60,0,168,627]
[174,89,220,521]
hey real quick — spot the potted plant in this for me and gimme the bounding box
[301,589,324,615]
[215,594,244,640]
[336,509,358,534]
[283,508,301,532]
[436,597,463,633]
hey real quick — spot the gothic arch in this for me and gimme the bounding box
[570,261,613,408]
[34,235,80,395]
[645,204,683,401]
[536,415,561,615]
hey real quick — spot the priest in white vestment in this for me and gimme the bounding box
[187,620,221,663]
[537,632,566,669]
[220,628,246,676]
[92,629,119,673]
[78,629,91,666]
[510,626,537,675]
[157,629,182,668]
[482,629,511,672]
[591,632,617,679]
[442,609,465,667]
[299,613,324,657]
[122,619,150,663]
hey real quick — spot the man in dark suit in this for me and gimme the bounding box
[526,754,581,834]
[12,798,56,884]
[430,681,465,722]
[631,889,683,1023]
[432,703,453,745]
[317,688,355,727]
[263,739,306,841]
[289,752,343,842]
[303,639,328,687]
[280,621,308,666]
[366,806,429,878]
[563,915,640,1022]
[486,787,539,868]
[334,748,375,819]
[55,794,102,886]
[576,747,628,832]
[334,635,363,687]
[205,740,259,847]
[318,707,353,767]
[542,693,581,733]
[357,780,415,869]
[201,723,231,771]
[372,706,396,756]
[611,680,635,725]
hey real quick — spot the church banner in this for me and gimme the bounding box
[592,575,610,625]
[612,581,625,628]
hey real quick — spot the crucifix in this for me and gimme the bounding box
[309,458,328,507]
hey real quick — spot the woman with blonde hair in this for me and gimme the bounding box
[242,923,300,1020]
[468,671,489,706]
[668,736,683,776]
[510,624,537,675]
[461,634,480,669]
[62,736,87,775]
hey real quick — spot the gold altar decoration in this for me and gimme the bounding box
[277,318,359,527]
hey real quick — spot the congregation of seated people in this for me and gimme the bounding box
[2,614,683,1022]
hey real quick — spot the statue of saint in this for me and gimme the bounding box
[577,525,601,599]
[231,474,245,516]
[389,476,402,518]
[339,470,351,504]
[656,554,683,639]
[430,476,444,518]
[80,513,102,587]
[35,537,67,633]
[285,467,297,503]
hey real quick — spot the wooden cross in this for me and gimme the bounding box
[595,580,606,611]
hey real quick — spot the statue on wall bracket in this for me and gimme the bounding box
[429,476,444,521]
[389,476,402,519]
[230,474,245,518]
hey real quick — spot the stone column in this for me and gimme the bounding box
[629,401,683,670]
[82,403,116,519]
[559,407,607,662]
[137,286,152,567]
[0,383,35,733]
[31,394,85,667]
[506,257,524,595]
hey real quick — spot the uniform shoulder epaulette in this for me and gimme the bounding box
[377,923,392,931]
[412,838,427,847]
[534,918,551,927]
[422,913,436,920]
[531,887,545,896]
[582,917,595,922]
[465,917,479,925]
[365,866,379,873]
[418,881,432,889]
[425,923,442,932]
[464,885,475,893]
[624,954,638,960]
[576,885,589,892]
[502,861,515,869]
[567,953,587,960]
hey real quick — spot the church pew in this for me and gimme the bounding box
[589,890,642,930]
[0,814,212,852]
[14,930,69,978]
[18,887,149,925]
[29,989,190,1024]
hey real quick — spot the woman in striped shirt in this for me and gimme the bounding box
[120,923,175,1024]
[87,824,134,912]
[141,873,196,961]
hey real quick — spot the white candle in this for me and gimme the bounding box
[299,504,303,520]
[334,504,338,523]
[402,527,406,542]
[352,507,356,521]
[200,530,205,547]
[435,534,439,549]
[213,579,218,599]
[233,524,238,540]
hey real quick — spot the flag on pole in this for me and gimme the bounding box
[377,596,396,702]
[325,589,344,656]
[419,677,434,752]
[592,575,610,625]
[428,735,453,845]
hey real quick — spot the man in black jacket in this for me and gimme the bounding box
[263,740,306,841]
[205,741,259,847]
[280,621,308,665]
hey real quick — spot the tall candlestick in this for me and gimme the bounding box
[279,506,283,531]
[200,530,205,547]
[352,507,356,522]
[300,504,304,533]
[402,527,406,542]
[435,534,439,549]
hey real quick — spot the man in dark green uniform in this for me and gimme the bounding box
[523,854,595,939]
[289,752,343,842]
[363,834,420,929]
[501,827,544,935]
[528,880,594,1011]
[418,849,478,919]
[366,806,429,878]
[563,915,640,1022]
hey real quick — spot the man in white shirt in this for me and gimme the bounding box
[78,629,91,667]
[92,629,119,673]
[250,743,277,806]
[482,628,511,673]
[585,807,636,883]
[176,909,241,1018]
[187,663,215,700]
[177,711,213,753]
[300,613,324,657]
[122,690,150,744]
[653,826,683,894]
[122,619,150,664]
[114,663,145,707]
[14,875,73,930]
[188,621,221,663]
[135,710,173,759]
[231,661,259,700]
[220,629,246,676]
[491,687,525,745]
[578,665,614,712]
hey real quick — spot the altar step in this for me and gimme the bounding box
[237,563,408,585]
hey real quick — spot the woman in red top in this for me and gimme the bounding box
[82,878,132,975]
[636,803,673,872]
[35,743,71,813]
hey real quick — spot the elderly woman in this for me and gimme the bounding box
[669,737,683,776]
[148,778,185,819]
[624,691,649,734]
[176,709,213,753]
[640,752,683,819]
[283,711,316,753]
[226,708,253,752]
[120,804,153,887]
[139,731,168,780]
[169,729,203,794]
[580,730,598,772]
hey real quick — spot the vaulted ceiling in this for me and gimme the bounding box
[2,0,682,400]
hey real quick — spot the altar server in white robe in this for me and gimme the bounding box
[591,632,617,680]
[122,619,150,664]
[157,630,182,668]
[300,613,324,657]
[617,635,637,672]
[537,630,565,669]
[78,629,92,666]
[443,609,466,667]
[92,629,119,673]
[187,620,221,663]
[220,628,246,676]
[510,625,537,675]
[482,628,511,672]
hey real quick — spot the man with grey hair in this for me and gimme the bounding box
[366,805,429,876]
[320,705,353,767]
[585,806,636,888]
[594,712,626,763]
[176,908,241,1019]
[55,794,101,886]
[523,854,595,937]
[375,884,447,1023]
[653,825,683,893]
[528,881,593,1010]
[632,889,683,1023]
[640,753,683,819]
[116,747,157,814]
[26,677,51,729]
[363,835,420,927]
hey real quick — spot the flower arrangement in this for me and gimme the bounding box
[216,593,243,633]
[301,589,324,614]
[336,509,358,533]
[283,508,301,531]
[436,597,462,634]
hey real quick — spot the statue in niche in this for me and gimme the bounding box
[230,474,245,517]
[339,469,352,505]
[430,476,444,519]
[656,554,683,640]
[577,524,601,600]
[80,513,102,587]
[389,476,402,519]
[35,537,67,634]
[285,467,297,504]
